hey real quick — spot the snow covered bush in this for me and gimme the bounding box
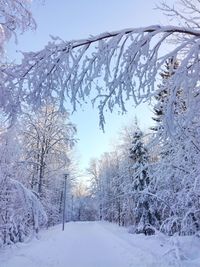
[0,178,47,246]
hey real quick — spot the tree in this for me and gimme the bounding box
[0,127,47,246]
[149,51,200,236]
[72,181,98,221]
[20,103,77,226]
[87,158,102,219]
[151,58,179,132]
[21,104,76,193]
[129,127,157,234]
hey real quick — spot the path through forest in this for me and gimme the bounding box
[1,221,199,267]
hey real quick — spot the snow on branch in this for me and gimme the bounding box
[0,0,36,55]
[3,24,200,129]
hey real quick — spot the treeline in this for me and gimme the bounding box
[0,102,77,246]
[88,60,200,236]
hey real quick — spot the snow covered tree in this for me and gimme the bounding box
[151,58,179,132]
[20,102,77,226]
[149,52,200,236]
[87,158,103,219]
[21,104,76,193]
[129,126,159,235]
[151,128,200,236]
[0,127,47,246]
[72,182,98,221]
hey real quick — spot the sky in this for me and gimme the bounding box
[8,0,175,176]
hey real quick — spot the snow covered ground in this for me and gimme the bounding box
[1,221,200,267]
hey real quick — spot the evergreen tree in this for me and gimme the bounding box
[152,58,179,132]
[129,126,158,235]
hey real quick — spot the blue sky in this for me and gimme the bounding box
[8,0,174,173]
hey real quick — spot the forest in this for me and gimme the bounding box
[0,0,200,254]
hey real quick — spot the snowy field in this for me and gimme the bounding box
[1,221,200,267]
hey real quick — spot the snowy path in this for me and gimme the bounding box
[1,221,200,267]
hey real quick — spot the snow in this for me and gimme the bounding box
[1,221,200,267]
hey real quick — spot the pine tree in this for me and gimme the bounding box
[129,126,157,235]
[152,58,179,132]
